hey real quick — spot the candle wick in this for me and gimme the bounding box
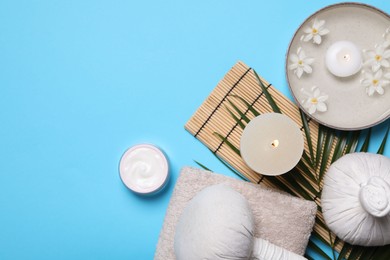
[271,140,279,148]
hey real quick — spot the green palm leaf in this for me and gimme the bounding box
[318,127,335,184]
[288,167,319,197]
[357,246,377,260]
[315,125,326,168]
[337,242,352,260]
[330,131,348,164]
[300,109,315,165]
[224,104,246,129]
[348,246,365,260]
[194,160,212,171]
[278,173,312,200]
[229,94,260,116]
[226,99,251,124]
[213,132,241,156]
[313,227,331,246]
[377,124,390,154]
[314,213,330,232]
[307,238,332,260]
[344,131,360,154]
[263,175,296,196]
[297,160,317,184]
[360,128,372,152]
[301,151,314,168]
[253,70,281,113]
[370,245,390,259]
[329,232,337,260]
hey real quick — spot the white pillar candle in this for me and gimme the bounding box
[240,113,304,176]
[119,144,169,194]
[325,40,362,77]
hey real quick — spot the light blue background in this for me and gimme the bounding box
[1,0,389,259]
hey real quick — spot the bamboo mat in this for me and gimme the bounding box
[185,61,342,252]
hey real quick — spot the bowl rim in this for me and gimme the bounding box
[285,2,390,131]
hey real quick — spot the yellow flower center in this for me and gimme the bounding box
[310,97,318,104]
[312,28,318,34]
[372,79,379,85]
[375,55,382,61]
[298,60,303,65]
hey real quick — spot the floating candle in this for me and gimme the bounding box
[119,144,169,194]
[240,113,304,176]
[325,40,362,77]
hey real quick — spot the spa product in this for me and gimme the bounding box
[119,144,169,194]
[325,41,362,77]
[286,3,390,130]
[155,167,317,259]
[240,113,304,176]
[322,152,390,246]
[174,184,306,260]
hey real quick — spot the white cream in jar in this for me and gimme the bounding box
[119,144,169,194]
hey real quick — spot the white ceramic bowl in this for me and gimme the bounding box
[286,3,390,130]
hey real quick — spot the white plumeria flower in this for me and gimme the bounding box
[300,86,328,115]
[301,18,329,45]
[363,44,390,72]
[288,47,314,79]
[383,27,390,48]
[361,69,390,96]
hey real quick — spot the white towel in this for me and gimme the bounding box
[154,167,317,259]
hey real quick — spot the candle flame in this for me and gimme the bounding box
[271,140,279,148]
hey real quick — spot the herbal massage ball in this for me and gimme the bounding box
[322,153,390,246]
[174,184,305,260]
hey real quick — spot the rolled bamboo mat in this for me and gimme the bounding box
[185,61,344,253]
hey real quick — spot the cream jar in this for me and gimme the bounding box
[119,144,169,194]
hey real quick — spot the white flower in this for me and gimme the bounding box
[301,18,329,45]
[383,27,390,48]
[363,45,390,72]
[361,69,390,96]
[288,47,314,79]
[300,86,328,114]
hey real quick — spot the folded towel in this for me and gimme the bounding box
[154,167,317,259]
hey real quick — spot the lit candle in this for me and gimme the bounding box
[325,40,362,77]
[240,113,304,176]
[119,144,169,194]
